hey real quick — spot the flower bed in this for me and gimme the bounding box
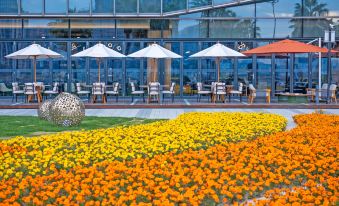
[1,113,338,205]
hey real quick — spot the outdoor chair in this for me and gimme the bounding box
[106,82,120,102]
[148,82,160,103]
[229,83,243,102]
[306,88,316,102]
[130,82,145,102]
[162,82,176,103]
[0,83,12,96]
[265,89,271,104]
[12,82,24,102]
[92,82,106,103]
[329,84,337,104]
[76,83,91,102]
[24,83,37,103]
[212,82,226,103]
[248,84,256,104]
[320,83,328,99]
[197,82,211,102]
[43,82,59,99]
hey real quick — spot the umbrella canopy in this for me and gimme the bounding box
[242,39,335,55]
[190,43,245,82]
[190,43,245,58]
[5,43,63,82]
[72,43,126,82]
[128,43,182,59]
[128,43,182,81]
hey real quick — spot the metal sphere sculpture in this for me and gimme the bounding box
[49,93,85,127]
[37,99,53,121]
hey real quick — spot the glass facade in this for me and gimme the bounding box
[0,0,338,96]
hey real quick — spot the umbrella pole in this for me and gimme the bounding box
[216,57,220,82]
[97,58,101,83]
[33,56,37,83]
[153,58,156,82]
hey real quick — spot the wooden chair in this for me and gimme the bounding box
[92,82,106,103]
[306,88,316,102]
[212,82,226,103]
[330,84,337,104]
[24,83,37,103]
[265,89,271,104]
[148,82,160,103]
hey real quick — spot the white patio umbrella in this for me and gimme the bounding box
[127,43,182,82]
[190,43,245,82]
[72,43,126,82]
[5,43,63,82]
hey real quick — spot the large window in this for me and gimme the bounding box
[256,19,300,38]
[69,0,90,14]
[115,0,137,13]
[139,0,161,13]
[189,0,212,9]
[21,0,43,14]
[303,18,331,38]
[125,42,141,95]
[170,19,208,38]
[293,54,309,93]
[257,57,272,90]
[71,19,115,39]
[107,42,123,85]
[92,0,113,14]
[183,42,199,95]
[116,20,149,39]
[23,19,69,38]
[71,42,87,84]
[164,42,181,93]
[209,4,255,17]
[51,42,68,84]
[45,0,67,14]
[0,42,14,71]
[163,0,186,13]
[0,0,18,14]
[0,19,22,39]
[209,20,254,38]
[256,0,301,17]
[275,56,291,93]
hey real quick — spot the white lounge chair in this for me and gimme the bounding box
[197,82,211,102]
[130,82,145,102]
[106,82,120,102]
[148,82,160,103]
[162,82,176,103]
[92,82,106,103]
[229,83,244,102]
[76,83,91,102]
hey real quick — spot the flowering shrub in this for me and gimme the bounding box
[1,113,337,205]
[0,113,286,179]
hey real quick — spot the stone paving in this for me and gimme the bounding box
[0,108,338,130]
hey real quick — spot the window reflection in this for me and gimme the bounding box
[51,42,68,84]
[0,0,18,13]
[23,19,69,39]
[92,0,113,13]
[0,42,14,71]
[294,54,308,93]
[189,0,212,9]
[256,0,301,17]
[69,0,90,14]
[163,0,186,13]
[210,20,254,38]
[275,56,290,93]
[71,42,87,84]
[209,4,255,17]
[139,0,161,13]
[116,0,137,13]
[256,19,300,38]
[21,0,42,14]
[183,42,199,95]
[45,0,67,14]
[170,20,208,38]
[116,20,150,39]
[71,19,115,39]
[125,42,141,95]
[0,19,21,39]
[257,57,272,90]
[164,42,181,94]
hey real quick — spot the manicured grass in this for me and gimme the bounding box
[0,116,159,138]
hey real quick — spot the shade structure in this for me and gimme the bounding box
[242,39,335,55]
[72,43,126,82]
[5,43,63,82]
[128,43,182,82]
[190,43,245,82]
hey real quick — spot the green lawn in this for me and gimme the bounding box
[0,116,159,139]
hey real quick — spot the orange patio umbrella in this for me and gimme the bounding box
[243,39,337,55]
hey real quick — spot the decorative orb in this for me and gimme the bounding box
[37,99,53,121]
[49,92,85,127]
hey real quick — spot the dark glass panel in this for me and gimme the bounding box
[115,0,137,13]
[23,19,69,38]
[71,19,115,39]
[0,42,14,71]
[116,20,153,39]
[209,4,254,17]
[139,0,161,13]
[189,0,212,9]
[256,19,301,38]
[213,0,232,5]
[71,42,87,83]
[45,0,67,14]
[0,0,18,14]
[125,42,141,95]
[21,0,42,14]
[257,57,272,90]
[92,0,113,13]
[256,0,301,17]
[51,42,68,84]
[303,18,331,38]
[163,0,186,13]
[0,72,12,84]
[209,19,254,38]
[169,19,208,38]
[293,54,309,93]
[69,0,90,14]
[332,57,339,85]
[238,58,253,85]
[183,42,199,95]
[275,56,291,93]
[107,42,123,85]
[0,19,22,39]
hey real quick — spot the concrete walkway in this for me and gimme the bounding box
[0,108,338,130]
